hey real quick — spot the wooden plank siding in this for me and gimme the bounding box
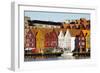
[25,29,36,48]
[45,29,58,48]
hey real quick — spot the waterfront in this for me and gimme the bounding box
[24,52,90,62]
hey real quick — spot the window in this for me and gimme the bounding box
[80,46,82,49]
[26,39,30,43]
[31,43,34,47]
[82,42,85,45]
[31,39,34,42]
[29,33,32,37]
[26,43,29,47]
[82,37,84,40]
[79,37,80,40]
[79,42,80,45]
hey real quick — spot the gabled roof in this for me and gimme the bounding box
[30,28,86,38]
[58,29,81,37]
[58,30,64,38]
[64,30,71,38]
[26,29,36,38]
[82,30,90,37]
[31,29,37,36]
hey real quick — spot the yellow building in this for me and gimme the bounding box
[36,29,45,53]
[82,30,90,51]
[86,31,90,50]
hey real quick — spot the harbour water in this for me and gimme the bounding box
[24,52,90,62]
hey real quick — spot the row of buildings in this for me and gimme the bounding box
[27,18,90,30]
[24,16,90,54]
[24,28,90,53]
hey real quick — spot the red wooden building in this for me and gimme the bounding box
[25,29,36,48]
[78,30,86,53]
[45,29,58,48]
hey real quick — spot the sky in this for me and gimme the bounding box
[24,11,90,22]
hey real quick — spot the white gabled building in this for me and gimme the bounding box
[58,30,72,52]
[71,37,75,52]
[58,29,81,57]
[58,29,77,53]
[64,30,71,52]
[58,30,65,49]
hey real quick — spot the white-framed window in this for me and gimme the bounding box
[79,37,80,40]
[26,43,29,47]
[82,42,85,45]
[80,46,82,49]
[82,37,84,40]
[29,33,32,37]
[79,42,80,45]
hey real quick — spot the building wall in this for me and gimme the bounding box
[45,30,58,48]
[45,33,50,48]
[50,30,58,48]
[79,31,86,52]
[64,30,71,52]
[71,37,75,52]
[36,30,45,53]
[25,29,36,48]
[58,30,64,48]
[86,31,90,51]
[82,30,90,52]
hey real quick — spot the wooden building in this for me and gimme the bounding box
[82,30,90,52]
[36,29,45,53]
[45,29,58,48]
[73,30,86,53]
[25,29,36,48]
[58,30,65,49]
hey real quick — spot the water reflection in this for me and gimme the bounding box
[24,52,90,62]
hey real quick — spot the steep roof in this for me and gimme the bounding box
[31,28,37,36]
[30,28,84,37]
[82,30,90,37]
[58,30,64,38]
[58,29,81,37]
[64,30,71,38]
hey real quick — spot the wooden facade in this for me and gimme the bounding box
[78,31,86,53]
[82,30,90,52]
[24,19,90,54]
[64,30,71,52]
[25,29,36,48]
[36,29,45,53]
[45,29,58,48]
[73,30,87,53]
[58,30,64,49]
